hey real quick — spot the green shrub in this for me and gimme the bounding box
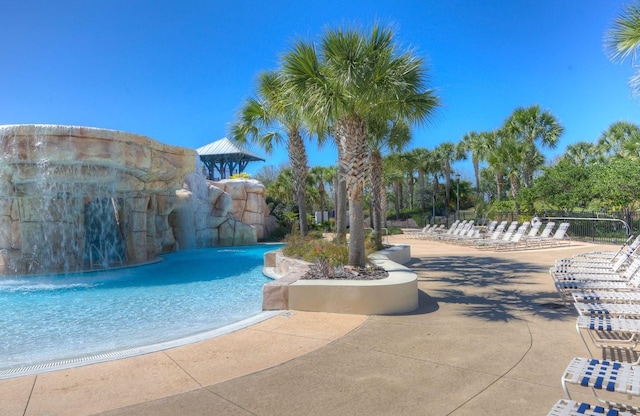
[282,234,348,266]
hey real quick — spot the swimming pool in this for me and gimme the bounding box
[0,244,281,377]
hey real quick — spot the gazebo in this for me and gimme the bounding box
[196,137,265,180]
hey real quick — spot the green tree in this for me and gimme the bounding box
[502,105,564,188]
[597,121,640,160]
[534,159,593,211]
[434,141,466,211]
[308,166,331,225]
[281,24,440,266]
[367,119,411,248]
[461,131,490,193]
[592,158,640,211]
[407,147,432,214]
[605,1,640,96]
[231,71,311,235]
[383,153,406,220]
[562,141,601,166]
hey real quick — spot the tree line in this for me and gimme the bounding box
[229,3,640,267]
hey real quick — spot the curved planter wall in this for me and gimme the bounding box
[263,244,418,315]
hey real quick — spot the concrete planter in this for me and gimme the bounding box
[262,244,418,315]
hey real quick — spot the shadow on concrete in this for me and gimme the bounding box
[406,255,575,322]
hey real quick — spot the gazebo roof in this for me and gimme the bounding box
[195,137,265,180]
[196,137,264,162]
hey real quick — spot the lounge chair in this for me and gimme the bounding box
[553,258,640,303]
[420,221,459,240]
[572,299,640,319]
[439,220,474,241]
[561,357,640,411]
[479,222,531,251]
[525,220,543,238]
[475,221,523,249]
[547,399,634,416]
[575,316,640,362]
[523,222,570,248]
[474,221,518,248]
[573,235,640,262]
[556,237,640,271]
[405,225,431,239]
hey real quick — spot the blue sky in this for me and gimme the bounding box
[1,0,639,179]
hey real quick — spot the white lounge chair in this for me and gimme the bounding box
[576,316,640,362]
[405,225,431,239]
[561,357,640,412]
[524,222,570,248]
[547,399,634,416]
[573,235,640,262]
[481,222,531,251]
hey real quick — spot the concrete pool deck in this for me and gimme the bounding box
[1,234,622,415]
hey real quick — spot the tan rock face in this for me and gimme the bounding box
[0,125,269,275]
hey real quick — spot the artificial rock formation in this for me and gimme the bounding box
[0,124,270,275]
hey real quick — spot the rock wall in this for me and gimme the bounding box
[0,124,270,275]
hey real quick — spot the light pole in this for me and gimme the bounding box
[455,173,460,221]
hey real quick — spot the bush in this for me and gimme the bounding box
[282,234,348,266]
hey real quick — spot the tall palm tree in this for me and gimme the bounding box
[597,121,640,160]
[461,131,490,193]
[367,119,411,248]
[383,153,405,220]
[605,2,640,96]
[407,147,432,213]
[503,105,563,188]
[281,25,440,266]
[308,166,331,224]
[434,141,465,210]
[497,135,527,214]
[231,71,311,235]
[563,141,600,166]
[484,130,506,201]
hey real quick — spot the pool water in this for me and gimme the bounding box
[0,244,280,373]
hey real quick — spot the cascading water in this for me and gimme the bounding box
[0,124,198,276]
[1,126,124,274]
[0,124,264,276]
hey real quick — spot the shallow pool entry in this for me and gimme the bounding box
[0,245,280,375]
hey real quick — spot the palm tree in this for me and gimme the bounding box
[434,141,466,211]
[407,147,432,214]
[231,71,311,235]
[484,130,506,201]
[597,121,640,160]
[498,135,527,214]
[503,105,564,188]
[605,2,640,96]
[281,25,440,267]
[367,119,411,248]
[308,166,331,225]
[563,141,600,166]
[461,131,490,193]
[383,153,405,220]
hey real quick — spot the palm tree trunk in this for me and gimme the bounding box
[336,152,348,241]
[495,171,503,201]
[510,175,521,215]
[473,159,480,193]
[381,180,388,228]
[336,115,367,267]
[369,149,383,248]
[418,170,426,213]
[407,175,415,209]
[287,129,309,235]
[393,181,401,220]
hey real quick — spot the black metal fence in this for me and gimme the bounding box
[488,210,639,244]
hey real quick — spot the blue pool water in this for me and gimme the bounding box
[0,244,280,374]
